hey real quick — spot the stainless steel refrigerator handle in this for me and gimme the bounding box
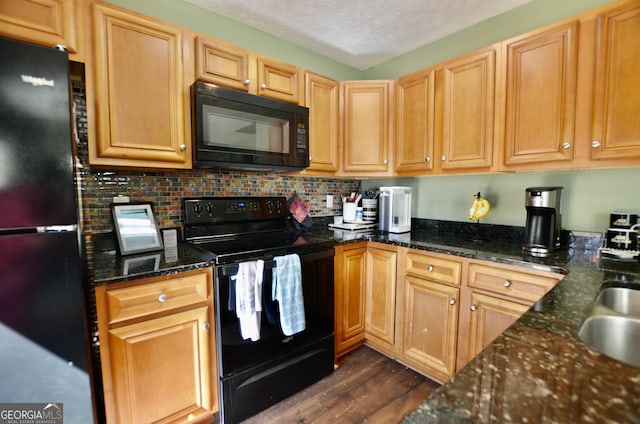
[37,225,78,233]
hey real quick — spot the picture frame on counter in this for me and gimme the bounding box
[112,202,163,255]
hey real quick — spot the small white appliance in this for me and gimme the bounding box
[379,186,412,233]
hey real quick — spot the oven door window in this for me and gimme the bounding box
[202,104,290,154]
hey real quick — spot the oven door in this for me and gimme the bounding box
[214,246,334,378]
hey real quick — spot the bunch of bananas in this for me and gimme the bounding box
[468,192,490,222]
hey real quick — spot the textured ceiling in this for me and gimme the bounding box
[184,0,532,70]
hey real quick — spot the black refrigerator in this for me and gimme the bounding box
[0,36,96,422]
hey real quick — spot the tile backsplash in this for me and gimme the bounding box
[72,79,356,236]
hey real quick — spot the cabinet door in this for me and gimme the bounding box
[304,71,339,173]
[590,1,640,160]
[395,68,435,174]
[257,56,301,103]
[502,21,578,166]
[440,47,496,170]
[335,246,367,356]
[341,81,391,174]
[90,3,190,169]
[0,0,77,53]
[195,36,250,92]
[365,247,397,346]
[107,306,214,424]
[466,291,529,359]
[402,276,459,381]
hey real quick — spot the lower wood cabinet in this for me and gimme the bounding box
[456,260,563,371]
[401,275,459,382]
[334,243,367,357]
[335,243,563,384]
[465,291,529,361]
[399,249,462,382]
[364,244,397,350]
[95,268,217,424]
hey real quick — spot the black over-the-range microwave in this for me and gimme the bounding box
[192,80,310,172]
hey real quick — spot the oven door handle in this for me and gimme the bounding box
[219,258,277,276]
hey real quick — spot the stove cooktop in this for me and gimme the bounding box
[183,196,331,264]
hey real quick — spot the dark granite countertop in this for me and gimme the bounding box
[309,220,640,422]
[91,242,215,285]
[90,220,640,421]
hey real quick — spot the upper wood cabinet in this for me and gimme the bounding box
[341,80,392,175]
[88,2,191,169]
[257,56,302,104]
[394,68,435,174]
[195,35,303,104]
[303,71,339,173]
[0,0,80,56]
[589,0,640,161]
[438,46,497,171]
[500,20,579,168]
[195,35,250,91]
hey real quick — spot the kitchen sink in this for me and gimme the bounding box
[578,315,640,368]
[595,286,640,316]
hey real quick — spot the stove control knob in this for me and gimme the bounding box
[193,203,202,215]
[205,202,214,214]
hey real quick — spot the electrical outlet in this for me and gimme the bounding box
[326,194,333,209]
[113,196,130,203]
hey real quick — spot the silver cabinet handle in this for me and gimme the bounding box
[244,79,250,85]
[383,159,388,164]
[261,83,267,89]
[592,140,601,148]
[179,144,186,151]
[441,155,447,161]
[422,328,428,334]
[427,265,434,272]
[425,156,431,163]
[470,305,477,312]
[202,322,210,331]
[158,293,167,303]
[449,299,456,306]
[503,280,511,288]
[562,142,571,150]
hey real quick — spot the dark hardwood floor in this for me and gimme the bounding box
[241,346,441,423]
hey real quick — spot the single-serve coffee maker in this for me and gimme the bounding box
[522,187,563,257]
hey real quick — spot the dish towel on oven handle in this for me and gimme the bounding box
[272,254,305,336]
[234,260,264,341]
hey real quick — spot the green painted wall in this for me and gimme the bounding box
[361,167,640,233]
[362,0,614,79]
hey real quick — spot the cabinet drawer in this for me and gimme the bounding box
[406,251,462,286]
[105,271,210,325]
[468,263,560,303]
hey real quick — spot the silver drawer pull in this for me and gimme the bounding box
[503,280,511,288]
[158,293,167,303]
[470,305,477,312]
[202,322,210,331]
[449,299,456,306]
[427,265,434,272]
